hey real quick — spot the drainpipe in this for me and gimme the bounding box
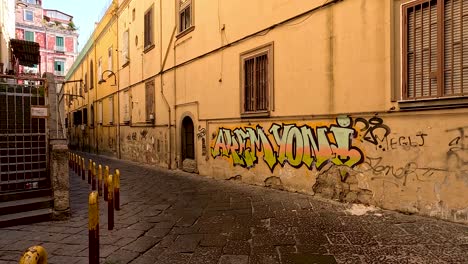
[116,1,121,159]
[94,43,98,154]
[160,0,172,169]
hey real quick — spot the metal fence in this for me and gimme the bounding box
[0,77,49,193]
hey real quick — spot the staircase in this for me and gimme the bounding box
[0,189,54,228]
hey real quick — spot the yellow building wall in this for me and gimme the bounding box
[66,0,468,223]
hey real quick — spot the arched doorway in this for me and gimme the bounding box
[181,116,195,160]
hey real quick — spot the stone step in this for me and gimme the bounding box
[0,196,53,216]
[0,188,52,202]
[0,208,53,228]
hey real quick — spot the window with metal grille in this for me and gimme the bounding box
[179,0,193,33]
[144,7,154,49]
[403,0,468,100]
[145,80,155,122]
[240,43,273,115]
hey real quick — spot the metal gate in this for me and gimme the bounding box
[0,77,49,193]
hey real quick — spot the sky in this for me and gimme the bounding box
[42,0,111,52]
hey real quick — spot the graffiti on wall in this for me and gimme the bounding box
[197,126,207,156]
[446,126,468,181]
[211,116,364,172]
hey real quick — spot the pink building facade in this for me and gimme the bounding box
[14,0,78,80]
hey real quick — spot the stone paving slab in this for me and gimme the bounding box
[0,152,467,264]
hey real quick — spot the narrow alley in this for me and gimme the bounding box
[0,153,467,263]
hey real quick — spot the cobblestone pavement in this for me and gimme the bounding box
[1,153,467,264]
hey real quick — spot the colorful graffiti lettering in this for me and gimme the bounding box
[210,117,364,172]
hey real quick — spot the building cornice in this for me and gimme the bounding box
[16,23,79,36]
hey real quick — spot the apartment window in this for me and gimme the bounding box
[109,96,114,124]
[84,73,88,92]
[403,0,468,100]
[145,80,155,122]
[24,10,33,22]
[122,30,129,66]
[178,0,193,33]
[54,60,65,76]
[90,60,94,89]
[98,57,102,82]
[97,101,103,124]
[108,47,113,71]
[240,43,274,115]
[55,36,64,52]
[83,108,88,125]
[25,31,34,42]
[90,104,94,126]
[122,90,130,123]
[144,7,154,49]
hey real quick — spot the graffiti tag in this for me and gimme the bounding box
[211,117,364,172]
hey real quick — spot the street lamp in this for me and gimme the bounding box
[98,70,117,86]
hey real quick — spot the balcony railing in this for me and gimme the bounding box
[54,70,64,76]
[54,45,65,52]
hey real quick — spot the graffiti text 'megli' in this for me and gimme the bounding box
[211,117,364,172]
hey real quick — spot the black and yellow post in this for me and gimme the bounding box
[92,162,97,190]
[114,169,120,211]
[19,245,48,264]
[78,156,82,179]
[104,166,109,202]
[81,158,86,180]
[75,155,78,174]
[75,155,79,174]
[88,159,92,184]
[98,165,103,196]
[72,154,76,173]
[88,192,99,264]
[107,174,114,230]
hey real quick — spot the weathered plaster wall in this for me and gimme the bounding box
[203,112,468,224]
[120,126,170,167]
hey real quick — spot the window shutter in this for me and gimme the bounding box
[444,0,467,96]
[255,54,268,111]
[244,58,255,112]
[98,101,103,124]
[109,97,114,124]
[145,81,155,121]
[122,31,129,64]
[123,91,130,122]
[406,1,438,99]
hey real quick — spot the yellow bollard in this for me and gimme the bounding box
[92,162,97,190]
[88,159,92,184]
[88,191,99,264]
[75,155,78,174]
[81,158,85,180]
[19,245,47,264]
[107,174,114,230]
[104,166,109,201]
[72,154,76,173]
[98,165,103,196]
[114,169,120,211]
